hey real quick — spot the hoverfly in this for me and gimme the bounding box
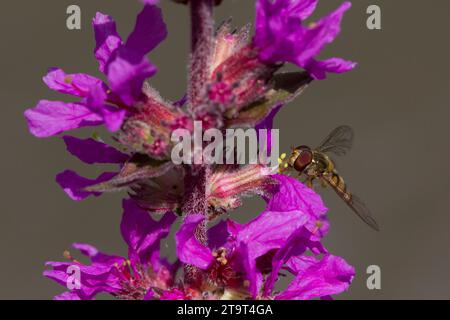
[279,125,379,231]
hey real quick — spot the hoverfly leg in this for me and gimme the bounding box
[320,179,328,188]
[305,177,314,189]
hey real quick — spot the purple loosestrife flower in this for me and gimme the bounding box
[174,184,354,299]
[26,0,362,300]
[254,0,356,79]
[24,3,167,137]
[44,199,177,300]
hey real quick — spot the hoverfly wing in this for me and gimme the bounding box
[347,194,380,231]
[317,125,354,156]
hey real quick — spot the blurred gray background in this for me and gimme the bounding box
[0,0,449,299]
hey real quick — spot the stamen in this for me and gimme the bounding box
[63,76,73,84]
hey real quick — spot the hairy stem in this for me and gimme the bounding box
[188,0,214,110]
[182,166,209,286]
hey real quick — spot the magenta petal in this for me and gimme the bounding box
[263,226,325,297]
[268,174,329,238]
[238,242,263,298]
[255,0,354,79]
[44,259,122,300]
[141,0,160,5]
[290,0,318,20]
[63,136,128,165]
[54,291,82,300]
[207,220,230,250]
[275,255,355,300]
[55,170,117,201]
[102,108,127,132]
[93,12,123,73]
[104,4,166,105]
[24,100,103,138]
[72,243,99,258]
[126,4,167,57]
[107,49,157,105]
[305,57,357,80]
[268,174,327,215]
[43,68,104,97]
[235,210,309,297]
[72,243,124,265]
[121,199,176,266]
[84,83,126,132]
[85,82,108,111]
[294,2,352,64]
[237,210,309,258]
[175,214,214,270]
[256,103,283,154]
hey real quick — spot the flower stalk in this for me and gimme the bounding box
[189,0,215,109]
[183,1,216,284]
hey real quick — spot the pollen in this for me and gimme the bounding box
[278,153,287,164]
[63,76,73,84]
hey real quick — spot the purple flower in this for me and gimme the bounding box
[175,202,352,299]
[254,0,356,79]
[25,3,167,137]
[44,199,177,300]
[35,0,362,301]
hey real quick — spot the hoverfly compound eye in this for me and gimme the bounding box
[293,148,313,173]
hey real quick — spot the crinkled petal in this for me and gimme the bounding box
[56,170,118,201]
[43,68,104,97]
[175,214,214,270]
[234,210,310,297]
[126,4,167,57]
[267,174,329,238]
[44,260,123,300]
[255,0,355,79]
[93,12,123,73]
[263,226,325,296]
[256,103,283,154]
[141,0,160,5]
[275,255,355,300]
[305,57,357,80]
[121,199,176,266]
[287,2,352,66]
[107,48,157,105]
[102,108,127,132]
[54,291,82,300]
[237,210,309,258]
[72,243,125,265]
[63,136,128,165]
[237,242,263,299]
[24,100,103,138]
[160,288,187,300]
[84,83,126,132]
[207,220,229,250]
